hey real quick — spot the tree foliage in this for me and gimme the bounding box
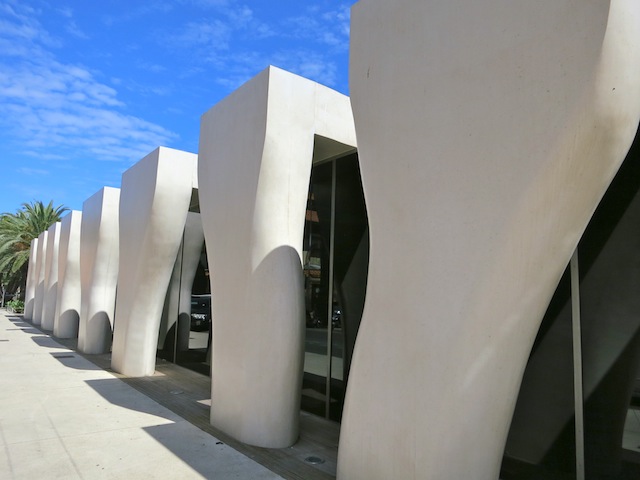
[0,200,69,294]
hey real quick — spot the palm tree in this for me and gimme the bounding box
[0,200,68,296]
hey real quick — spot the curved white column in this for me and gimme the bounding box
[41,222,61,331]
[339,1,640,479]
[54,211,83,338]
[158,211,205,352]
[111,147,197,377]
[198,66,356,448]
[78,187,120,354]
[32,230,48,326]
[23,238,38,321]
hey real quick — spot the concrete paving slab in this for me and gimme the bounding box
[0,310,282,480]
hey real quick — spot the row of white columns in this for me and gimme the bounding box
[23,147,201,379]
[18,0,640,476]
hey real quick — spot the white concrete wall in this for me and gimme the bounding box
[78,187,120,354]
[158,211,205,352]
[54,210,83,338]
[32,230,48,326]
[198,66,356,448]
[23,238,38,321]
[111,147,197,377]
[338,1,640,479]
[41,222,61,331]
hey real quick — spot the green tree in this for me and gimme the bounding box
[0,200,69,296]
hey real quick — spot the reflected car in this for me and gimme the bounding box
[190,294,211,331]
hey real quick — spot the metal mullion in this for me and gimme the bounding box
[571,249,585,480]
[325,160,337,419]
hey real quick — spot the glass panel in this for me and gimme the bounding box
[176,247,211,375]
[580,129,640,480]
[301,153,369,421]
[302,161,332,417]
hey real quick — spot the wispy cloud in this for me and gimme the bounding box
[17,167,49,176]
[165,1,350,89]
[0,2,177,164]
[65,20,89,39]
[282,4,351,51]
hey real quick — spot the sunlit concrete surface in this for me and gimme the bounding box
[111,147,197,377]
[199,65,356,448]
[0,310,281,480]
[23,238,38,321]
[78,187,120,355]
[41,222,61,331]
[339,1,640,478]
[32,230,48,326]
[54,211,83,339]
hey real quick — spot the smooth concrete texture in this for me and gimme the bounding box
[111,147,197,377]
[32,230,48,326]
[199,66,356,448]
[0,311,282,480]
[54,211,83,339]
[158,212,205,352]
[23,238,38,321]
[78,187,120,354]
[339,1,640,479]
[41,222,61,331]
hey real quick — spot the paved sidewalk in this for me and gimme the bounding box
[0,310,282,480]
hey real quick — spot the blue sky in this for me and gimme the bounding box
[0,0,355,214]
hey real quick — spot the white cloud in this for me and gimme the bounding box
[0,3,177,164]
[65,20,89,39]
[172,19,231,50]
[17,167,49,176]
[282,4,351,51]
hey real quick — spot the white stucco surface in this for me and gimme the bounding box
[78,187,120,354]
[111,147,197,377]
[41,222,61,331]
[338,1,640,479]
[54,210,83,338]
[198,66,356,448]
[32,231,48,326]
[23,238,38,321]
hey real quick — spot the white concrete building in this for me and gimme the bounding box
[22,1,640,478]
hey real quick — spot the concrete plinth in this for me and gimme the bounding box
[111,147,197,377]
[199,66,356,448]
[78,187,120,354]
[338,1,640,478]
[41,222,61,331]
[54,211,83,339]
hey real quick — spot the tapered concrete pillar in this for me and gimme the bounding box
[54,211,83,338]
[111,147,197,377]
[23,238,38,321]
[41,222,61,331]
[78,187,120,354]
[198,66,357,448]
[32,230,48,326]
[158,212,205,352]
[339,1,640,479]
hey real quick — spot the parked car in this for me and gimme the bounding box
[190,294,211,331]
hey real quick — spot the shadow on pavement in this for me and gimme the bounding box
[83,377,187,423]
[50,352,103,371]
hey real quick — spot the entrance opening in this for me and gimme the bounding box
[302,147,369,422]
[157,190,212,376]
